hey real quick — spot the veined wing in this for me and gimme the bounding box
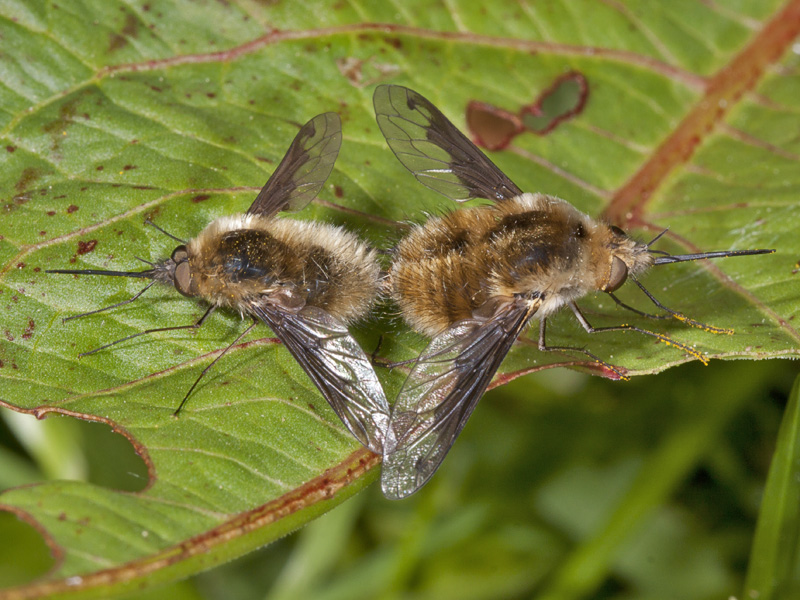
[382,296,540,499]
[247,112,342,218]
[373,85,523,203]
[249,301,389,454]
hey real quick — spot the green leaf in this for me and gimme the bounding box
[744,374,800,599]
[1,0,799,597]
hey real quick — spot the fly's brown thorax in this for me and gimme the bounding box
[489,195,635,303]
[187,228,306,308]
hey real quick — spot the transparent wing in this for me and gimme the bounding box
[247,112,342,217]
[373,85,523,203]
[249,301,389,454]
[381,297,539,499]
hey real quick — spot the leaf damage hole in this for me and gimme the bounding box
[466,71,589,151]
[1,407,149,493]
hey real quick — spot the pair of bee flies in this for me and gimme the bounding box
[50,85,773,499]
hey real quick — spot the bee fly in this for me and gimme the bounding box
[373,84,774,498]
[49,113,390,454]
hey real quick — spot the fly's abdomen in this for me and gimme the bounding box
[392,252,489,338]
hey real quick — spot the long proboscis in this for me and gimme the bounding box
[653,248,774,265]
[636,247,774,335]
[46,268,155,278]
[47,268,157,322]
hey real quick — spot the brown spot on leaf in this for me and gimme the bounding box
[77,240,98,255]
[67,204,79,214]
[16,167,42,193]
[337,57,364,86]
[108,33,125,51]
[43,91,92,153]
[6,145,16,153]
[5,194,29,213]
[22,319,35,340]
[191,194,211,203]
[16,262,25,269]
[109,12,140,51]
[334,185,344,198]
[336,56,400,89]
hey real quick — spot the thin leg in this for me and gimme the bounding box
[607,291,670,321]
[80,305,216,357]
[369,334,385,363]
[369,334,421,369]
[64,281,157,322]
[537,317,628,380]
[375,356,419,369]
[173,317,259,416]
[144,218,187,244]
[566,301,709,365]
[629,277,733,335]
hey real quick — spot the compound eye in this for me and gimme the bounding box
[174,261,195,297]
[604,256,628,292]
[171,245,188,263]
[610,225,626,237]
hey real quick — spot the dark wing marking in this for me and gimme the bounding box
[373,85,523,203]
[247,112,342,218]
[249,301,389,454]
[381,297,539,499]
